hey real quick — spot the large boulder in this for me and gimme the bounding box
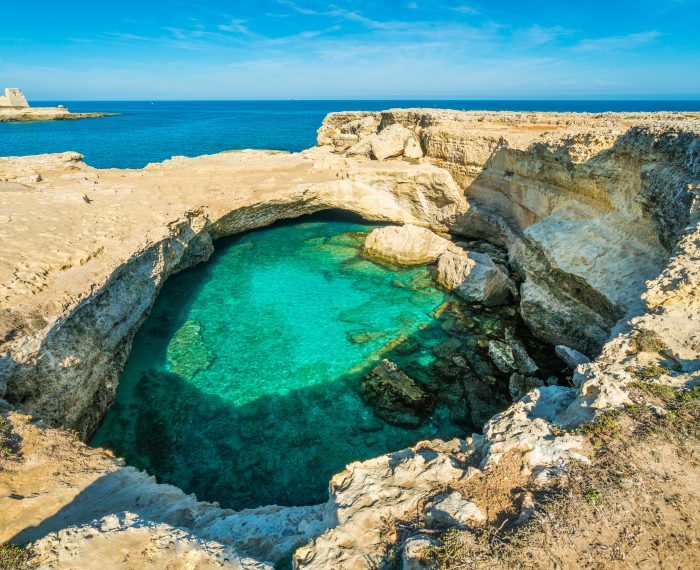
[436,248,516,306]
[403,134,424,160]
[370,124,414,160]
[363,224,450,266]
[340,115,379,137]
[359,359,435,427]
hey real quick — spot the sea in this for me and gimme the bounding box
[1,100,699,169]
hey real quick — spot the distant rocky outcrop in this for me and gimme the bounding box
[0,87,114,122]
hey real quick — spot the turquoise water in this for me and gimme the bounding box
[3,100,699,169]
[92,217,469,509]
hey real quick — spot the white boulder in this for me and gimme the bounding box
[370,124,414,160]
[363,224,450,266]
[404,134,424,159]
[402,535,439,570]
[555,345,591,369]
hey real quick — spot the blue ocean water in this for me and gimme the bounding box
[92,218,468,509]
[2,100,699,169]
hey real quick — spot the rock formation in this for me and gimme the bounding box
[0,88,29,108]
[0,87,113,122]
[0,109,698,568]
[362,224,450,265]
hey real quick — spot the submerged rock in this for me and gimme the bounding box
[436,248,516,306]
[166,320,214,378]
[363,224,450,266]
[347,331,387,345]
[360,359,435,427]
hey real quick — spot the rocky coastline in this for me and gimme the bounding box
[1,109,698,568]
[0,109,116,123]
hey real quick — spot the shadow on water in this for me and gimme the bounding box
[92,299,559,510]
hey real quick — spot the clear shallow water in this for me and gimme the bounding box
[92,218,467,509]
[2,100,699,169]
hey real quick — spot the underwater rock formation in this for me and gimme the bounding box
[360,359,435,427]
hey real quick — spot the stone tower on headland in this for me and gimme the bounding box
[0,88,30,108]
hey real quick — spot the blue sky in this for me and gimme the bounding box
[1,0,699,99]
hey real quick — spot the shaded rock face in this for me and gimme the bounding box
[436,248,516,306]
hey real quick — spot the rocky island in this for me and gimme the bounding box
[0,109,699,568]
[0,88,114,123]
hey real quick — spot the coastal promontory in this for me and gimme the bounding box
[0,88,114,123]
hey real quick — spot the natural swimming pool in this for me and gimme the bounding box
[92,213,559,509]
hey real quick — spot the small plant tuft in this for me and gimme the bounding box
[633,364,669,381]
[631,330,667,354]
[584,487,603,506]
[571,409,623,446]
[0,543,29,569]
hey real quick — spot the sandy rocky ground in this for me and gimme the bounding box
[0,109,699,569]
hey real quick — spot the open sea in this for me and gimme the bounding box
[1,100,699,169]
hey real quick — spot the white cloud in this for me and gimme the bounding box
[573,30,662,52]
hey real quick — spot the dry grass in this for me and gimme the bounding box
[418,384,700,569]
[0,543,29,570]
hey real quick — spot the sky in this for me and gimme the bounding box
[1,0,699,100]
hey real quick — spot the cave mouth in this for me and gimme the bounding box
[91,212,562,510]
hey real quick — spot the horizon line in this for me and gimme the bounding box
[27,97,700,103]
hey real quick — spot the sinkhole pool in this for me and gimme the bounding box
[92,216,524,509]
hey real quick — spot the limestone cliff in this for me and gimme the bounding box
[0,110,698,568]
[319,109,698,355]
